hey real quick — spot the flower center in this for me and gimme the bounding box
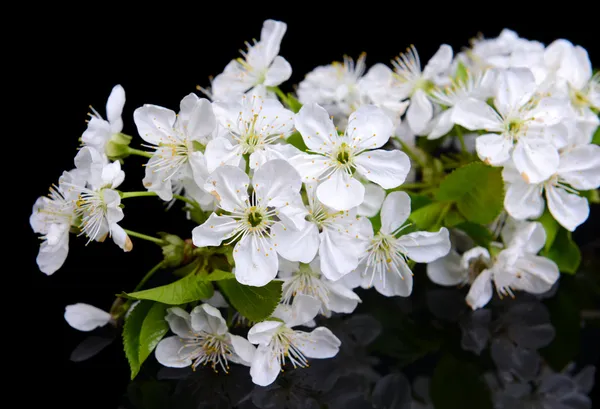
[271,326,309,369]
[73,188,108,244]
[336,143,351,164]
[185,332,233,373]
[247,207,264,227]
[467,256,490,284]
[570,89,590,108]
[144,132,194,182]
[362,232,411,287]
[506,119,523,136]
[282,264,329,307]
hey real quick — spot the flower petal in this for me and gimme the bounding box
[372,261,414,297]
[397,228,451,263]
[233,235,278,286]
[452,99,504,132]
[288,153,331,183]
[64,303,111,332]
[494,68,536,117]
[427,250,466,286]
[546,185,589,232]
[110,223,132,252]
[317,169,365,211]
[319,229,363,281]
[106,84,125,130]
[294,103,338,153]
[253,159,302,207]
[247,320,283,345]
[205,137,243,172]
[406,90,433,134]
[475,133,513,165]
[164,307,193,338]
[512,138,559,184]
[178,94,216,141]
[190,304,227,335]
[324,281,361,313]
[192,214,236,247]
[228,334,256,366]
[271,222,319,263]
[295,327,341,358]
[466,269,493,310]
[358,183,386,217]
[380,191,411,235]
[250,344,281,386]
[558,144,600,190]
[260,19,287,64]
[273,294,321,327]
[347,105,394,150]
[513,254,559,294]
[37,235,69,275]
[428,109,455,140]
[133,105,177,145]
[422,44,453,78]
[204,165,249,212]
[155,336,193,368]
[504,180,545,220]
[264,56,292,86]
[354,149,411,189]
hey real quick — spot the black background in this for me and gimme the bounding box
[24,6,599,408]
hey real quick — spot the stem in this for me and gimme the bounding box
[126,147,153,158]
[391,182,431,191]
[268,86,289,106]
[124,229,166,245]
[120,191,158,199]
[456,126,467,153]
[133,261,165,292]
[398,139,426,169]
[172,194,200,209]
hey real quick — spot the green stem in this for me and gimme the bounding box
[124,229,166,245]
[133,261,165,292]
[126,147,153,158]
[172,194,200,209]
[398,139,426,169]
[391,182,431,191]
[268,86,289,106]
[456,126,467,153]
[120,191,157,199]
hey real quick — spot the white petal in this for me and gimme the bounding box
[380,191,411,235]
[347,105,394,150]
[106,84,125,129]
[260,19,287,64]
[271,222,319,263]
[228,334,256,366]
[505,221,547,254]
[372,262,414,297]
[249,144,301,170]
[37,235,69,275]
[504,180,544,220]
[466,269,493,310]
[275,294,320,327]
[319,228,363,281]
[205,137,243,172]
[294,103,338,153]
[358,183,386,217]
[253,159,302,207]
[247,320,283,345]
[201,290,229,308]
[155,336,193,368]
[142,155,174,201]
[452,99,504,132]
[264,56,292,86]
[324,281,361,313]
[179,95,216,141]
[250,344,281,386]
[397,228,451,263]
[317,169,365,211]
[295,327,341,358]
[494,68,536,117]
[406,90,433,134]
[428,109,455,140]
[190,304,227,335]
[64,303,111,332]
[512,138,559,184]
[288,153,331,183]
[192,214,236,247]
[422,44,453,78]
[475,133,513,165]
[81,116,111,150]
[204,165,249,212]
[164,307,193,338]
[546,185,589,232]
[427,250,466,286]
[513,254,559,293]
[558,144,600,190]
[233,235,278,286]
[354,149,411,189]
[133,105,177,145]
[110,223,132,252]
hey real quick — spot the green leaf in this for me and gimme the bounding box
[430,354,492,409]
[286,93,303,113]
[455,222,493,247]
[407,194,432,212]
[206,269,236,281]
[409,202,449,231]
[537,209,559,252]
[543,227,581,274]
[286,131,308,152]
[592,124,600,145]
[436,162,504,224]
[444,208,467,227]
[123,301,169,379]
[580,189,600,204]
[217,279,282,322]
[454,61,469,84]
[126,268,214,304]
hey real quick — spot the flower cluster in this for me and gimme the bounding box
[32,20,597,386]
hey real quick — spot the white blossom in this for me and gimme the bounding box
[82,85,126,154]
[64,303,113,332]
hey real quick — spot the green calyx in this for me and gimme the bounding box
[106,132,133,160]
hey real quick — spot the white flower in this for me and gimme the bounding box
[68,147,132,251]
[133,94,216,207]
[211,19,291,101]
[290,103,410,210]
[278,257,361,316]
[205,86,297,172]
[503,143,600,231]
[155,304,255,372]
[467,29,545,71]
[64,303,113,332]
[248,294,341,386]
[357,182,386,218]
[82,85,125,154]
[453,68,569,183]
[392,44,453,134]
[30,169,84,275]
[192,160,307,286]
[427,70,494,139]
[272,182,371,280]
[345,191,451,297]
